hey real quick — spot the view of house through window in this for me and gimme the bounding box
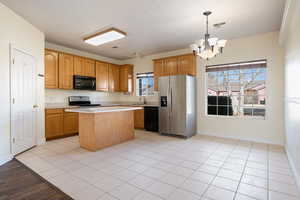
[136,72,154,96]
[206,60,267,118]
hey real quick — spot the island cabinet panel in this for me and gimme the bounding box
[134,109,144,129]
[109,64,120,92]
[78,111,134,151]
[45,50,59,89]
[96,61,109,91]
[45,109,78,140]
[119,64,134,93]
[59,53,74,89]
[177,54,196,76]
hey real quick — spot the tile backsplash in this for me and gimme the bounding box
[45,89,159,104]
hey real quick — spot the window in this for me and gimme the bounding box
[206,60,267,118]
[136,72,154,96]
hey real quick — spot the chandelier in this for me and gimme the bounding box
[190,11,227,60]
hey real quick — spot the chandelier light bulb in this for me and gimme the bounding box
[190,11,227,60]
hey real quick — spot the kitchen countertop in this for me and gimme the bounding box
[45,102,159,109]
[65,106,143,113]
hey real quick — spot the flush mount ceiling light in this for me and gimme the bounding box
[84,28,126,46]
[190,11,227,60]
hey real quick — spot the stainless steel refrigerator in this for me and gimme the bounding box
[158,75,196,138]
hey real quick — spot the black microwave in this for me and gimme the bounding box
[73,75,96,90]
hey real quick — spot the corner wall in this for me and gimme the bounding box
[281,0,300,187]
[0,3,45,165]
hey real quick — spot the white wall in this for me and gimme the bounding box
[281,0,300,186]
[198,32,285,145]
[125,32,285,145]
[0,3,45,165]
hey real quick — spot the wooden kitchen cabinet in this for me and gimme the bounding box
[109,64,120,92]
[96,61,109,91]
[165,57,178,76]
[45,109,64,139]
[119,64,134,93]
[153,53,196,91]
[73,56,85,76]
[154,59,165,91]
[45,109,79,140]
[63,112,79,134]
[59,53,74,89]
[45,49,59,89]
[74,57,95,77]
[134,109,144,129]
[84,58,96,77]
[177,54,196,76]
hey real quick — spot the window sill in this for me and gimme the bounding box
[204,115,266,120]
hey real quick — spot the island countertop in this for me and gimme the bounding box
[65,106,143,113]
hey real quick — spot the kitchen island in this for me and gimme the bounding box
[65,106,142,151]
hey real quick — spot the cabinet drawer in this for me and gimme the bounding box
[46,109,64,114]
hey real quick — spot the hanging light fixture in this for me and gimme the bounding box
[190,11,227,60]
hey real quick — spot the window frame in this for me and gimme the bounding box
[204,60,268,120]
[136,72,155,97]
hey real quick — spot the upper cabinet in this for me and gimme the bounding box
[73,56,85,76]
[74,57,95,77]
[44,48,133,93]
[59,53,74,89]
[109,64,120,92]
[177,54,196,76]
[153,59,164,91]
[119,64,134,93]
[153,53,196,91]
[45,49,59,89]
[165,57,178,76]
[84,58,96,77]
[96,61,109,92]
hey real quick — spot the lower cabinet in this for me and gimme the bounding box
[134,109,144,129]
[45,109,78,140]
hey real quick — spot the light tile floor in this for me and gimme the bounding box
[16,130,300,200]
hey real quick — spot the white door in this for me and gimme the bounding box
[11,47,36,155]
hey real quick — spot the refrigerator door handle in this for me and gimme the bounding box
[170,88,172,113]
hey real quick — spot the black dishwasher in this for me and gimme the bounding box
[144,106,159,132]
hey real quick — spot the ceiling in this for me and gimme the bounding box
[1,0,286,60]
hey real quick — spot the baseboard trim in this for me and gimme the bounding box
[286,147,300,191]
[37,137,46,145]
[0,154,13,166]
[196,131,284,146]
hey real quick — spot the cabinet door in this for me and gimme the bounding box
[84,58,96,77]
[59,53,74,89]
[165,57,178,76]
[96,61,109,91]
[109,64,120,92]
[134,109,144,129]
[74,56,85,76]
[45,112,64,139]
[45,50,58,89]
[63,112,79,134]
[153,59,164,91]
[178,54,196,76]
[119,65,134,93]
